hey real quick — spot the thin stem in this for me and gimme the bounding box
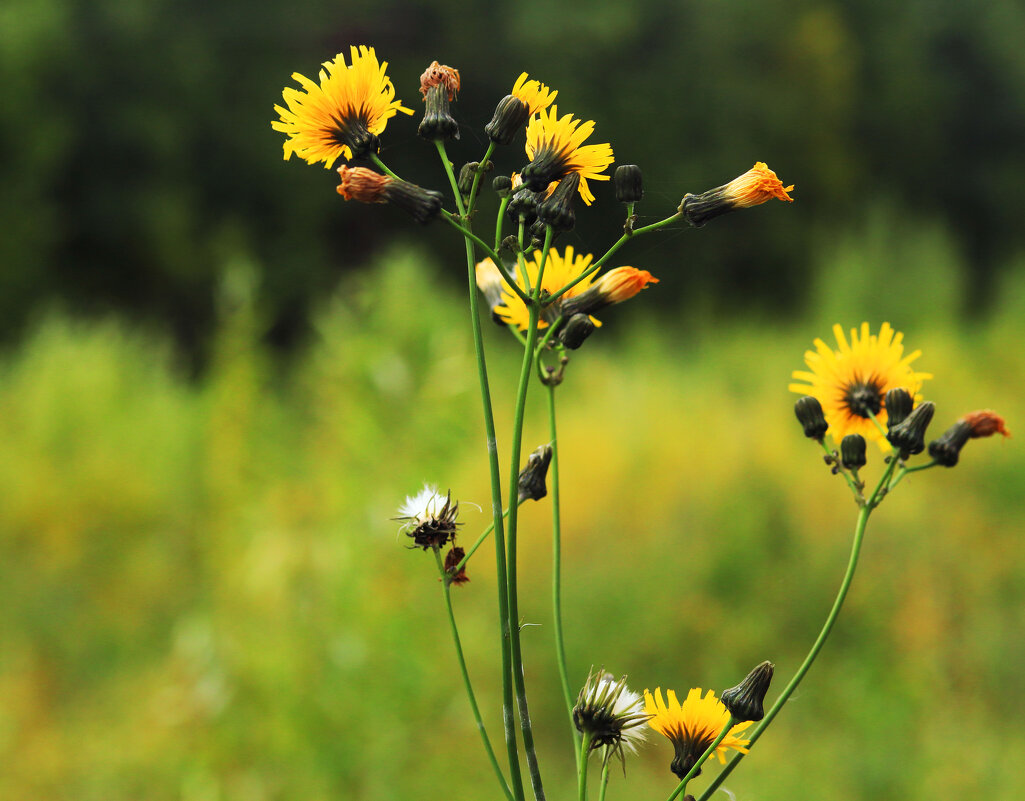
[664,718,737,801]
[548,385,577,742]
[456,502,514,573]
[467,141,496,215]
[435,140,465,216]
[441,211,532,306]
[369,153,401,181]
[545,211,683,305]
[496,196,511,252]
[505,227,554,801]
[818,440,863,503]
[866,408,891,442]
[445,138,525,800]
[888,460,938,491]
[577,735,592,801]
[696,458,899,801]
[597,762,610,801]
[435,548,516,801]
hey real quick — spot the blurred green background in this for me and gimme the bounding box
[2,0,1024,799]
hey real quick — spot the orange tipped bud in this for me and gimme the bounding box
[961,410,1010,439]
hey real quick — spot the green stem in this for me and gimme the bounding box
[505,228,554,801]
[444,137,525,801]
[545,211,683,305]
[577,735,593,801]
[435,548,516,801]
[597,762,610,801]
[888,460,938,491]
[467,142,496,215]
[866,409,891,442]
[455,499,525,574]
[818,440,863,503]
[696,458,899,801]
[496,196,511,252]
[665,719,736,801]
[369,153,401,181]
[441,211,532,306]
[548,385,577,744]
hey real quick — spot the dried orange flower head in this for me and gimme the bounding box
[336,165,390,203]
[593,267,659,304]
[420,61,460,100]
[961,410,1011,438]
[723,162,794,207]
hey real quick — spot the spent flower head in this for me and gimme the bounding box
[574,668,650,767]
[396,484,460,550]
[272,46,413,167]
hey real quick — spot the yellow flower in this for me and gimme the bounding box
[511,72,558,115]
[789,322,932,448]
[489,246,599,331]
[272,45,413,168]
[644,688,751,779]
[521,106,614,205]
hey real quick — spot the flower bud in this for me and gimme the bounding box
[443,546,469,585]
[536,173,580,233]
[418,61,460,141]
[518,444,554,502]
[507,187,541,226]
[485,95,530,145]
[679,162,794,227]
[558,313,597,350]
[884,388,914,429]
[840,434,867,470]
[458,162,479,196]
[887,401,935,458]
[337,167,444,224]
[492,175,513,197]
[794,396,828,441]
[614,164,644,203]
[927,420,972,467]
[559,267,658,318]
[720,661,774,723]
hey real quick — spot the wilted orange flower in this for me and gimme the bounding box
[420,61,460,100]
[961,410,1011,438]
[723,162,794,207]
[336,165,390,203]
[591,267,659,303]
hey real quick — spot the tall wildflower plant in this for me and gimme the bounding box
[273,49,1009,801]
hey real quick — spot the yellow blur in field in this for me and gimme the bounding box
[1,248,1022,801]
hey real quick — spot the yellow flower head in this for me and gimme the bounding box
[489,246,599,331]
[511,72,558,115]
[272,45,413,168]
[789,322,932,449]
[521,106,614,205]
[644,688,751,780]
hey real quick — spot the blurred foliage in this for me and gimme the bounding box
[1,247,1022,800]
[1,0,1024,357]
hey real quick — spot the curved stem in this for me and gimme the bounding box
[441,136,525,801]
[505,227,554,801]
[455,500,525,575]
[664,719,736,801]
[696,458,898,801]
[467,141,496,214]
[548,385,577,744]
[369,153,401,180]
[888,460,937,491]
[496,196,511,252]
[441,211,532,306]
[435,548,516,801]
[545,211,683,305]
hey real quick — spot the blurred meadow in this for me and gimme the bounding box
[2,0,1025,799]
